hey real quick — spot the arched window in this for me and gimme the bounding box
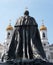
[7,43,8,46]
[7,32,10,38]
[43,32,45,38]
[8,32,10,35]
[44,43,46,46]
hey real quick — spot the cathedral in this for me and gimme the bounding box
[0,21,52,63]
[0,11,53,63]
[40,22,53,62]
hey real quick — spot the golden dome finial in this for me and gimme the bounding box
[9,19,11,22]
[9,19,11,25]
[40,20,47,31]
[6,19,13,31]
[42,19,44,25]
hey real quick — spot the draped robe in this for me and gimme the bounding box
[7,16,46,60]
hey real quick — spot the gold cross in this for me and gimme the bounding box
[25,7,28,11]
[42,19,44,25]
[9,19,11,25]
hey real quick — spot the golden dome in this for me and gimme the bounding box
[40,25,47,31]
[6,23,13,30]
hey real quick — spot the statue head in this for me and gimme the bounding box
[24,10,29,16]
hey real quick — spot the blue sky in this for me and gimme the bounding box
[0,0,53,44]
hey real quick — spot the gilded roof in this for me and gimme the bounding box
[6,23,13,30]
[40,25,47,31]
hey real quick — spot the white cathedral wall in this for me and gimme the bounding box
[4,29,14,52]
[40,30,51,61]
[6,30,13,39]
[49,46,53,62]
[40,30,47,40]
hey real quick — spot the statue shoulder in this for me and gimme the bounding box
[15,16,24,26]
[29,16,38,27]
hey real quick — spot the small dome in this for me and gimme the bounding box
[6,23,13,30]
[40,25,47,31]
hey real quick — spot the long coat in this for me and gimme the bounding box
[7,16,46,60]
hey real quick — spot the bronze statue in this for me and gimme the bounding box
[1,10,53,65]
[7,10,46,60]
